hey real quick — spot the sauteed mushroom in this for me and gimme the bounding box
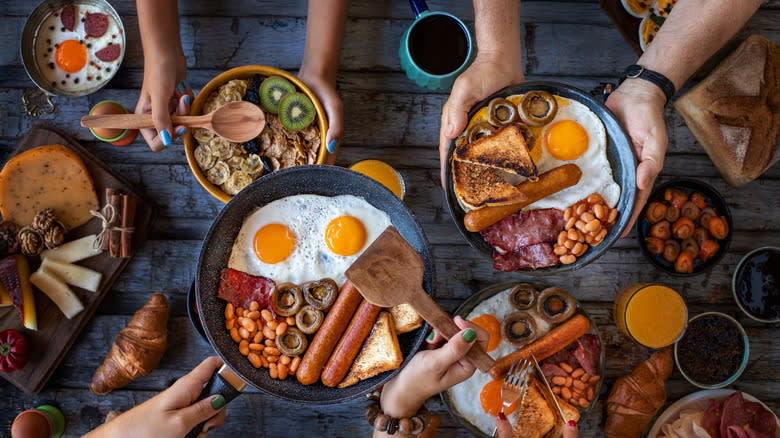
[508,283,538,310]
[518,91,558,126]
[466,121,496,144]
[302,278,338,311]
[270,283,303,316]
[276,327,308,356]
[487,97,518,126]
[295,305,324,334]
[502,312,539,347]
[536,287,576,324]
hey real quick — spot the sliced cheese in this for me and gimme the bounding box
[30,268,84,319]
[0,144,99,229]
[0,255,37,330]
[40,257,102,292]
[0,281,11,307]
[41,234,102,263]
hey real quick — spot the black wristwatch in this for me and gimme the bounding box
[618,64,676,104]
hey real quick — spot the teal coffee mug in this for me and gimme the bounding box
[399,0,475,90]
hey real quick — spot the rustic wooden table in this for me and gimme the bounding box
[0,1,778,437]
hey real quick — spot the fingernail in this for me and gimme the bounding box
[327,139,338,153]
[177,82,185,94]
[567,420,576,427]
[182,80,190,90]
[462,328,476,343]
[498,412,507,421]
[160,129,171,146]
[177,128,187,136]
[211,394,226,410]
[426,331,435,341]
[185,95,192,105]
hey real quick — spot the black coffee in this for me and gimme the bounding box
[409,14,468,76]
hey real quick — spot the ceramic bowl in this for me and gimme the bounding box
[731,246,780,323]
[184,65,329,203]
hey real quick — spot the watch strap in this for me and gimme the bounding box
[619,64,676,104]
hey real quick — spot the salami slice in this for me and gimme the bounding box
[60,4,76,31]
[95,44,121,62]
[84,12,108,37]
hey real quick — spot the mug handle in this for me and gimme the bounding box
[409,0,429,17]
[184,365,246,438]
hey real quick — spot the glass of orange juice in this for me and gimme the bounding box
[349,160,405,199]
[614,283,688,349]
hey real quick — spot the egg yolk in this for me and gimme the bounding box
[545,119,589,161]
[472,314,501,352]
[55,39,87,73]
[253,223,296,264]
[325,216,367,256]
[350,160,404,199]
[480,380,519,416]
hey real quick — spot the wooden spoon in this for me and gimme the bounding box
[346,226,495,372]
[80,101,265,143]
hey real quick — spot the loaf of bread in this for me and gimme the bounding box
[674,35,780,187]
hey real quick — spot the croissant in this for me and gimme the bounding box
[605,348,673,438]
[90,293,169,395]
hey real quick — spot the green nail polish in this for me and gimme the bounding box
[211,394,226,410]
[426,331,435,341]
[462,328,476,343]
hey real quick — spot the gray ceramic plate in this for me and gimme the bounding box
[440,281,606,437]
[195,165,433,404]
[444,82,637,275]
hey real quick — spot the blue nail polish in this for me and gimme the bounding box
[182,80,190,90]
[327,139,338,153]
[177,82,185,94]
[185,95,192,105]
[177,128,187,136]
[160,129,171,146]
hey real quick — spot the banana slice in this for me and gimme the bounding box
[207,161,231,186]
[193,128,215,145]
[194,145,217,171]
[242,154,264,174]
[223,171,253,195]
[227,156,245,171]
[209,137,234,160]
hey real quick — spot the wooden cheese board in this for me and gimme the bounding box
[0,125,157,395]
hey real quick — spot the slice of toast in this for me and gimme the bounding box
[338,311,403,388]
[389,303,423,334]
[455,124,538,178]
[452,160,527,210]
[513,376,557,438]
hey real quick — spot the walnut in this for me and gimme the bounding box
[32,208,59,231]
[0,221,20,257]
[30,208,67,250]
[19,227,44,257]
[44,225,65,249]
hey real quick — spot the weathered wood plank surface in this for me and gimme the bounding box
[0,0,778,437]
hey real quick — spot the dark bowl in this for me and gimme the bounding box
[186,280,208,341]
[636,178,733,276]
[195,165,432,404]
[444,82,637,275]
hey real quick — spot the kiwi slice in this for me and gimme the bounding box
[259,76,295,114]
[279,92,316,131]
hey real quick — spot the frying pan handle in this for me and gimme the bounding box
[412,290,495,373]
[184,367,244,438]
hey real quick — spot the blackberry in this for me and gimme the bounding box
[243,138,260,155]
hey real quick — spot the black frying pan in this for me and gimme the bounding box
[189,165,433,428]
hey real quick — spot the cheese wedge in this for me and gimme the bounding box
[40,257,102,292]
[30,267,84,319]
[0,254,37,330]
[41,234,102,263]
[0,144,99,229]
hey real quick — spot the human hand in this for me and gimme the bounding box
[298,69,343,164]
[379,317,488,418]
[605,78,669,236]
[135,51,192,151]
[438,52,525,186]
[495,413,578,437]
[84,356,227,438]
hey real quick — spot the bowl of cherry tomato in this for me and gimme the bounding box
[636,179,732,276]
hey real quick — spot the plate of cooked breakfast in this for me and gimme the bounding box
[442,281,605,438]
[637,178,732,275]
[445,82,636,274]
[193,165,431,404]
[647,389,780,438]
[185,65,330,203]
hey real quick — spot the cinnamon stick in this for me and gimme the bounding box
[109,193,122,258]
[119,194,136,258]
[102,188,119,251]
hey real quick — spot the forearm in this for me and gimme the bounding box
[136,0,183,63]
[638,0,762,90]
[300,0,350,83]
[473,0,522,59]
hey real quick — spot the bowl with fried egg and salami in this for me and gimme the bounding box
[444,82,637,274]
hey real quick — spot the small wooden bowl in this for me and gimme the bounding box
[184,65,330,203]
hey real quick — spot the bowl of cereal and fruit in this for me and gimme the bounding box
[185,66,329,202]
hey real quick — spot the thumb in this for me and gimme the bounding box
[322,92,343,157]
[151,93,174,147]
[438,81,478,187]
[563,420,579,438]
[495,412,513,438]
[426,328,477,373]
[176,395,224,429]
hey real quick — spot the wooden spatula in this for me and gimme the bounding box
[80,101,265,143]
[346,226,495,372]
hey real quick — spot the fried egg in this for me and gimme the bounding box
[446,288,551,435]
[228,194,392,286]
[34,3,123,93]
